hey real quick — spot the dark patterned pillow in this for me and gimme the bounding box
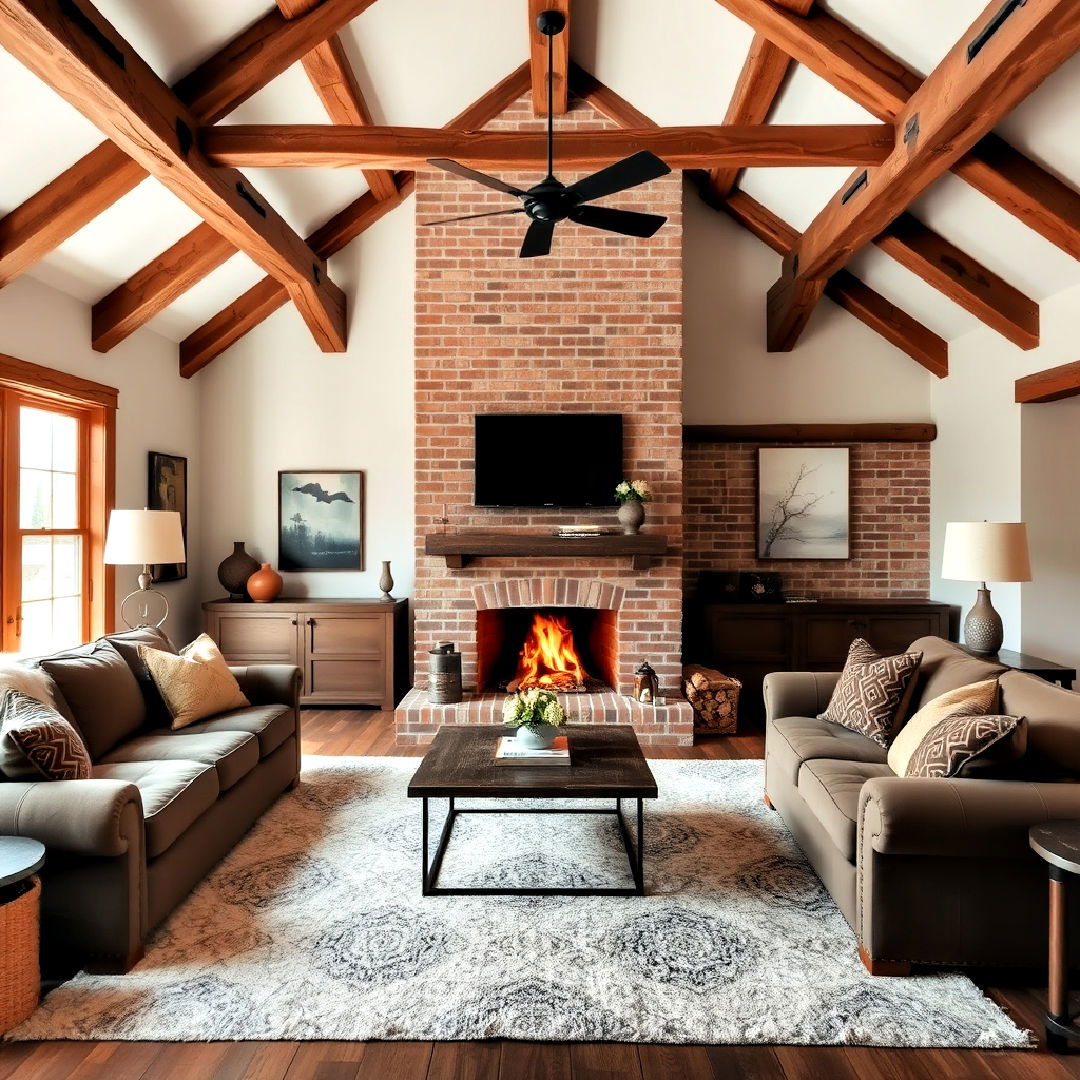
[819,638,923,748]
[906,714,1025,779]
[0,688,91,781]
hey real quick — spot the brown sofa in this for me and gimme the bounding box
[0,627,301,975]
[764,635,1080,974]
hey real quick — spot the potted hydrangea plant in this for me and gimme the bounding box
[614,479,652,534]
[503,688,567,749]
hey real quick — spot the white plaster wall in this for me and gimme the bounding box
[681,187,933,425]
[195,200,416,605]
[0,275,202,642]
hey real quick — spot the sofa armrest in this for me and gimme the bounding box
[229,664,302,708]
[860,775,1080,859]
[763,670,840,723]
[0,779,142,857]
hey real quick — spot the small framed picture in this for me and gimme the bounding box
[278,471,364,572]
[757,447,849,560]
[147,451,187,582]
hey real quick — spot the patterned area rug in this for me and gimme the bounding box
[10,757,1030,1046]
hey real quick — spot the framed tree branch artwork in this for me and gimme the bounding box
[278,470,364,571]
[147,451,187,581]
[757,447,850,560]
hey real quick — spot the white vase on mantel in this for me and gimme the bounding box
[617,501,645,535]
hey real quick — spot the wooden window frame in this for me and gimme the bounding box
[0,353,116,650]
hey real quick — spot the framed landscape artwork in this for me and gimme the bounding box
[279,470,364,572]
[147,451,187,581]
[757,447,850,560]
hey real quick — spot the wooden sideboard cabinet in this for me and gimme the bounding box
[204,598,409,709]
[686,598,957,724]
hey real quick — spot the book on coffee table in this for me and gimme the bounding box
[494,735,571,766]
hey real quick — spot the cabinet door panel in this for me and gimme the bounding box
[705,613,789,660]
[307,615,383,657]
[867,617,939,656]
[804,614,938,666]
[307,659,385,700]
[215,613,297,661]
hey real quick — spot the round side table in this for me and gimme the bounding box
[0,836,45,1034]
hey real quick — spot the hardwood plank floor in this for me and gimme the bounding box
[1,708,1075,1080]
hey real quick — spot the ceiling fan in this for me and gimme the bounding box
[421,9,671,258]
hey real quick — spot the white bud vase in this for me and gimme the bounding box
[517,723,558,749]
[617,500,645,535]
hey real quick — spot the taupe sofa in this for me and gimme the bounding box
[0,627,301,975]
[764,636,1080,974]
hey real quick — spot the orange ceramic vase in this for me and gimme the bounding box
[246,563,283,603]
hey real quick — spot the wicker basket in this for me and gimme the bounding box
[0,875,40,1033]
[683,664,741,735]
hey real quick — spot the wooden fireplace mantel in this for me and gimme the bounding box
[424,532,668,570]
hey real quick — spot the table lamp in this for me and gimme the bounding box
[104,509,186,629]
[941,521,1031,656]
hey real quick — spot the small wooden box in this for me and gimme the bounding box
[683,664,741,736]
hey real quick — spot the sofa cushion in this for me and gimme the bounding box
[106,626,176,728]
[139,635,250,730]
[101,731,258,791]
[767,715,887,789]
[39,639,146,760]
[797,758,893,862]
[819,638,922,748]
[0,688,91,781]
[90,759,219,857]
[905,637,1007,717]
[152,704,292,760]
[906,714,1025,779]
[1000,670,1080,775]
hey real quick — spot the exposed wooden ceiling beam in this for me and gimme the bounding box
[179,63,532,377]
[569,64,947,377]
[1015,360,1080,404]
[276,0,396,201]
[708,34,792,199]
[766,0,1080,352]
[0,0,381,289]
[201,123,894,170]
[873,214,1039,350]
[718,189,948,377]
[529,0,569,116]
[710,0,1080,260]
[0,0,346,352]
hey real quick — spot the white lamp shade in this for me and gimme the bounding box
[104,509,186,566]
[941,521,1031,583]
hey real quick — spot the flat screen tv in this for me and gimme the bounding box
[474,413,623,508]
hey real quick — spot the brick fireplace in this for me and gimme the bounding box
[396,90,692,747]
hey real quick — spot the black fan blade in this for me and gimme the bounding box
[519,218,556,258]
[566,151,672,204]
[427,159,527,197]
[421,208,525,226]
[569,204,667,238]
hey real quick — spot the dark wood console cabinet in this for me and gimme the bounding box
[686,598,957,724]
[204,598,409,709]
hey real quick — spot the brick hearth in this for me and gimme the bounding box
[399,90,691,747]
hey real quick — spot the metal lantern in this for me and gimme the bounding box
[633,659,659,704]
[428,642,463,705]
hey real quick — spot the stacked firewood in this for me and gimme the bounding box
[682,665,741,735]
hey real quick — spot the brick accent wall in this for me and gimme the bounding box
[412,92,684,730]
[684,442,931,598]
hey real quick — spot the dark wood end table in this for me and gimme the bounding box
[1030,821,1080,1053]
[407,724,658,897]
[965,647,1077,689]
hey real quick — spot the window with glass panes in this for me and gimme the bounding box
[2,379,115,654]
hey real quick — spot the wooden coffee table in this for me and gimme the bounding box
[407,724,658,897]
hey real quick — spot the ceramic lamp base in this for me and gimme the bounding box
[964,585,1003,656]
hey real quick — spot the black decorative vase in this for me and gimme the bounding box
[218,541,260,602]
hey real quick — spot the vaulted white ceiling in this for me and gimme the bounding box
[1,0,1078,349]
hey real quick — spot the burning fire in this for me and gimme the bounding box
[515,612,587,692]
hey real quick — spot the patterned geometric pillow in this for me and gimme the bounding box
[819,638,923,748]
[906,714,1025,779]
[0,688,92,781]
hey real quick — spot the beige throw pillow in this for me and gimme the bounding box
[887,677,999,777]
[138,634,249,730]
